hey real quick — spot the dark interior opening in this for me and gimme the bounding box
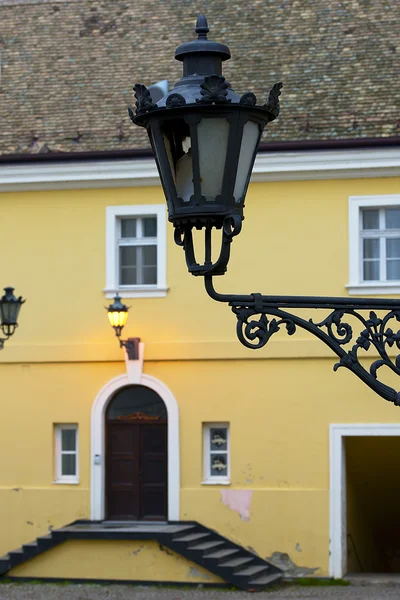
[346,436,400,573]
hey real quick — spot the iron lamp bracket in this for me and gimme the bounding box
[205,275,400,405]
[119,337,141,361]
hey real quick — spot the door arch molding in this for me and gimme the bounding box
[91,373,180,521]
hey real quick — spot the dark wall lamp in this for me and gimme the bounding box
[0,287,25,350]
[128,14,400,405]
[107,294,141,360]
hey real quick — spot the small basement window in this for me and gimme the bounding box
[54,424,79,484]
[202,423,230,484]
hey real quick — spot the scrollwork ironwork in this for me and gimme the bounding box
[204,275,400,405]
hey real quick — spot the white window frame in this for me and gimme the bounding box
[105,205,167,298]
[202,423,230,485]
[347,195,400,295]
[54,424,79,484]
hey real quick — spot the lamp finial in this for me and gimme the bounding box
[195,14,209,39]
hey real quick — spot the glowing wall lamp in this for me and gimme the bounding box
[106,294,140,360]
[0,287,25,350]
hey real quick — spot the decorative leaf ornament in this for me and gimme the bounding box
[264,82,283,118]
[166,93,186,108]
[197,75,231,104]
[132,83,157,115]
[239,92,257,106]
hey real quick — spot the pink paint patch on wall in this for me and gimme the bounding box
[220,489,252,521]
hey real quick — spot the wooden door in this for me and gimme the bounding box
[106,422,167,521]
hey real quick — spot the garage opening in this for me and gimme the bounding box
[346,436,400,573]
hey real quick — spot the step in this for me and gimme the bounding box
[174,532,210,543]
[248,573,282,588]
[36,535,54,549]
[235,564,269,577]
[8,550,26,568]
[22,542,39,558]
[220,556,255,569]
[188,540,225,552]
[204,548,239,560]
[0,557,10,575]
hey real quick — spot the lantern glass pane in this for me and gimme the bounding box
[108,310,128,328]
[163,134,176,184]
[175,135,194,202]
[0,302,10,323]
[0,301,19,324]
[158,119,193,203]
[234,120,260,202]
[197,118,230,201]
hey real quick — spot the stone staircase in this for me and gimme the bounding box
[0,520,282,591]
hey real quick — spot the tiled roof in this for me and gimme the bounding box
[0,0,399,156]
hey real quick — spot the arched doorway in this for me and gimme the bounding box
[91,374,179,522]
[105,385,168,521]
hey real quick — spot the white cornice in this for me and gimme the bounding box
[0,147,399,192]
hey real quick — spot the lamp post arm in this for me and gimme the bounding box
[204,275,400,405]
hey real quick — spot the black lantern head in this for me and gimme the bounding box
[0,287,25,338]
[129,15,282,277]
[107,294,130,338]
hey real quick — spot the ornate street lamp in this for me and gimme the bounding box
[129,15,400,405]
[106,294,140,360]
[0,287,25,349]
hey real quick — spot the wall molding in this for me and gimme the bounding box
[1,337,392,364]
[2,337,399,364]
[1,148,399,192]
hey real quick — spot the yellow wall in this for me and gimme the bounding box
[1,175,400,580]
[9,540,223,583]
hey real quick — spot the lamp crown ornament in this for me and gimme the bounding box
[195,13,209,39]
[128,15,400,406]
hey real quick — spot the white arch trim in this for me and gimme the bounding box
[90,373,180,521]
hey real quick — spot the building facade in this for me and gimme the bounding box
[0,0,399,587]
[0,147,399,583]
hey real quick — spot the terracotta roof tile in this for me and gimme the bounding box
[0,0,399,156]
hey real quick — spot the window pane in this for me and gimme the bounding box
[142,267,157,285]
[363,238,379,259]
[363,261,380,281]
[61,429,76,452]
[120,246,137,267]
[387,261,400,280]
[386,209,400,229]
[210,428,227,451]
[121,218,137,238]
[362,210,379,230]
[210,455,227,477]
[387,239,400,259]
[143,217,157,237]
[142,245,157,266]
[62,454,76,476]
[120,247,137,285]
[141,246,157,284]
